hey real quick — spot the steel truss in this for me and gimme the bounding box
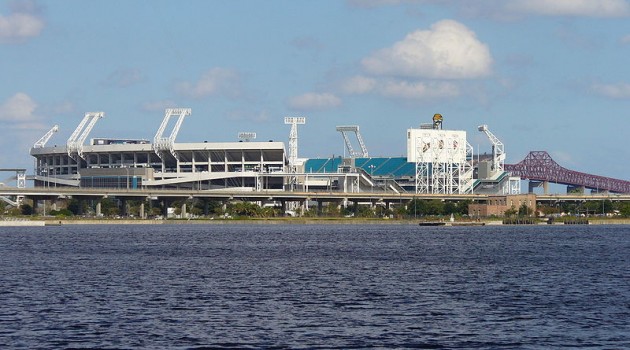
[414,135,473,194]
[506,151,630,193]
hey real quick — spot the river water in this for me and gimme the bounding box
[0,224,628,349]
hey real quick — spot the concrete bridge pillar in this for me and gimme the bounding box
[77,199,85,215]
[139,202,145,219]
[528,180,549,194]
[281,200,288,216]
[301,200,308,216]
[181,203,187,218]
[96,202,102,217]
[120,199,128,216]
[31,198,39,214]
[162,199,171,218]
[317,200,323,216]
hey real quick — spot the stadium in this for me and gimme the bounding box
[29,108,520,196]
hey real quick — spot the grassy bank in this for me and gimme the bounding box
[37,217,630,225]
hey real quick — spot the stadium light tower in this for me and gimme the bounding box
[238,132,257,142]
[284,117,306,173]
[336,125,369,158]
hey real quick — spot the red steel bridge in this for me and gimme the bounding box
[505,151,630,194]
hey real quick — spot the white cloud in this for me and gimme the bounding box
[0,1,45,43]
[341,75,377,94]
[380,80,460,99]
[361,19,493,79]
[0,92,38,122]
[0,92,47,130]
[592,83,630,99]
[348,0,630,19]
[506,0,630,17]
[176,68,243,99]
[288,93,342,111]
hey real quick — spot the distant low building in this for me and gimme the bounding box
[468,194,536,217]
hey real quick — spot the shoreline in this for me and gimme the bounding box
[1,218,629,226]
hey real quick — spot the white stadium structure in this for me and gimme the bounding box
[29,109,519,195]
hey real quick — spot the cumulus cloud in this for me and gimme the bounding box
[288,93,342,111]
[176,68,243,99]
[341,75,377,94]
[506,0,630,17]
[347,0,630,19]
[103,68,144,88]
[592,82,630,99]
[361,19,493,79]
[0,1,45,43]
[331,20,489,101]
[0,92,37,121]
[0,92,47,129]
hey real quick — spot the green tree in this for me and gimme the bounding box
[504,206,517,217]
[617,202,630,217]
[456,200,472,215]
[20,204,33,215]
[229,201,261,217]
[356,205,375,218]
[322,203,341,217]
[67,198,87,215]
[443,201,457,215]
[393,204,407,219]
[50,208,73,217]
[518,204,533,217]
[99,198,120,217]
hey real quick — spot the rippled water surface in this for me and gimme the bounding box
[1,224,629,349]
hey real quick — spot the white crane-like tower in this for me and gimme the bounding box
[477,124,505,174]
[153,108,191,160]
[33,125,59,148]
[67,112,104,159]
[284,117,306,194]
[336,125,368,158]
[284,117,306,173]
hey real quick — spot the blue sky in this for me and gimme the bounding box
[1,0,629,180]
